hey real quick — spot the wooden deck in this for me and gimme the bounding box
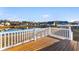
[4,36,79,51]
[5,36,59,51]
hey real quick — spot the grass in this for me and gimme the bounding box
[0,25,33,29]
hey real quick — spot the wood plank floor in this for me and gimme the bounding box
[4,36,79,51]
[40,40,75,51]
[5,36,59,51]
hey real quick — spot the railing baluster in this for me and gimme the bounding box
[15,33,17,44]
[14,33,16,44]
[8,33,10,46]
[17,32,19,43]
[0,34,2,48]
[27,31,28,40]
[22,32,23,42]
[19,32,21,42]
[4,34,7,47]
[21,32,22,42]
[25,31,27,40]
[11,33,13,45]
[13,33,14,45]
[9,33,11,46]
[24,32,25,41]
[23,32,24,41]
[20,32,21,42]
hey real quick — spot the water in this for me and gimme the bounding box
[4,28,42,32]
[4,29,26,32]
[0,28,44,34]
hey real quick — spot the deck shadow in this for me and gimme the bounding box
[39,39,75,51]
[47,35,66,41]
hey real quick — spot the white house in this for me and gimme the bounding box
[0,22,11,26]
[5,22,11,26]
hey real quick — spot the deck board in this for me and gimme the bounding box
[4,36,79,51]
[40,39,76,51]
[5,36,59,51]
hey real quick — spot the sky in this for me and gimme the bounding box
[0,7,79,22]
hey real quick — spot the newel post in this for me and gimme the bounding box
[69,26,73,40]
[48,27,51,36]
[33,28,36,41]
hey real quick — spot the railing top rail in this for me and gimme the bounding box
[0,28,47,35]
[51,27,70,30]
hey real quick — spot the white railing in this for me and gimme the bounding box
[0,28,49,50]
[49,27,73,40]
[0,27,73,50]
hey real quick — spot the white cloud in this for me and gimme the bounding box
[40,14,51,22]
[70,18,79,22]
[42,14,50,18]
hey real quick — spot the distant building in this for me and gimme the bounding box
[34,21,54,28]
[0,19,11,26]
[0,24,4,26]
[5,22,11,26]
[54,21,68,25]
[34,21,68,28]
[10,21,21,26]
[72,21,79,25]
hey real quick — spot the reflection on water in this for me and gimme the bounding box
[0,28,44,33]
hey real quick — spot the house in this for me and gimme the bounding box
[5,22,11,26]
[0,24,4,26]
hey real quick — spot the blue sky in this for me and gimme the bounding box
[0,7,79,22]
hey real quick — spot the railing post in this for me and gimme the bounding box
[48,27,51,35]
[69,26,73,40]
[33,28,36,41]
